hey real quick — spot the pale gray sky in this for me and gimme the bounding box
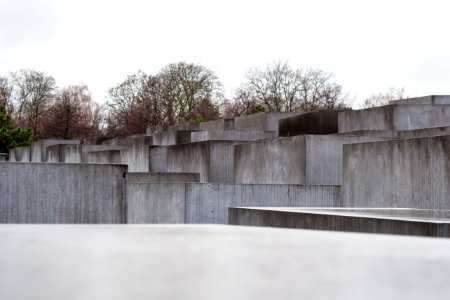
[1,0,450,106]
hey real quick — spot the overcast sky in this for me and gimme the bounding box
[1,0,449,107]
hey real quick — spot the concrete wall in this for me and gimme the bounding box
[9,146,30,162]
[30,140,80,162]
[191,130,275,142]
[235,112,300,132]
[149,146,168,172]
[0,163,127,223]
[126,182,340,224]
[65,145,128,163]
[398,126,450,139]
[152,130,195,146]
[120,146,150,172]
[166,141,236,183]
[228,208,450,237]
[146,124,168,135]
[234,135,389,185]
[87,150,122,164]
[389,95,450,105]
[278,110,342,136]
[342,136,450,210]
[129,136,153,147]
[339,104,450,133]
[199,119,235,131]
[102,137,131,146]
[0,154,7,161]
[46,144,72,163]
[127,172,200,183]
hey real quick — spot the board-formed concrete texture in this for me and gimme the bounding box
[278,110,342,136]
[152,130,197,145]
[338,102,450,133]
[234,134,390,185]
[120,145,151,172]
[8,146,30,162]
[199,118,235,130]
[127,172,200,183]
[389,95,450,105]
[234,111,301,132]
[190,129,275,142]
[342,136,450,210]
[30,139,80,162]
[65,144,129,163]
[166,140,237,183]
[126,182,340,223]
[229,207,450,237]
[0,162,127,223]
[1,225,450,300]
[87,150,122,164]
[102,136,132,146]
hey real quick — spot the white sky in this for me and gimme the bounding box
[1,0,450,107]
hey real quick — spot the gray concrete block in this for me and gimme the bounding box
[149,146,168,172]
[87,150,122,164]
[146,124,168,135]
[126,183,186,223]
[389,95,450,105]
[168,121,200,131]
[129,135,153,147]
[199,119,235,130]
[278,110,342,136]
[0,162,127,223]
[342,136,450,210]
[8,149,15,161]
[102,136,131,146]
[229,207,450,237]
[9,146,30,162]
[338,104,450,133]
[152,130,198,145]
[127,172,200,183]
[0,153,7,161]
[235,111,301,132]
[30,140,80,162]
[234,135,390,185]
[46,144,72,163]
[166,141,237,183]
[190,130,275,142]
[126,182,340,224]
[65,144,128,163]
[1,225,450,300]
[83,136,114,145]
[120,146,151,172]
[398,126,450,139]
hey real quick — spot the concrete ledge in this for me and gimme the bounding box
[191,130,275,142]
[31,139,80,162]
[127,172,200,183]
[228,207,450,237]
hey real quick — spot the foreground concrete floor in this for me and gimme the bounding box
[0,225,449,300]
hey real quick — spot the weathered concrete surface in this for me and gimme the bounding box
[168,121,200,131]
[338,104,450,133]
[389,95,450,105]
[46,144,68,163]
[1,225,450,300]
[278,110,342,136]
[166,141,237,183]
[83,136,113,145]
[120,146,150,172]
[127,172,200,183]
[30,139,80,162]
[199,119,235,130]
[0,163,127,223]
[191,129,275,142]
[126,182,340,224]
[129,135,153,147]
[229,207,450,237]
[149,146,168,172]
[65,144,128,163]
[0,153,7,161]
[152,130,196,146]
[8,146,30,162]
[342,136,450,210]
[127,183,186,223]
[87,150,122,164]
[398,126,450,139]
[102,136,131,146]
[146,124,168,135]
[235,111,301,132]
[234,135,389,185]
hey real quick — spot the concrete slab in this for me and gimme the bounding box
[389,95,450,105]
[234,111,301,132]
[342,136,450,210]
[199,118,235,130]
[229,207,450,237]
[278,110,342,136]
[31,139,80,162]
[191,129,275,142]
[1,224,450,300]
[65,144,128,163]
[87,150,122,164]
[127,172,200,183]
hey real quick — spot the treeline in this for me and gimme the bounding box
[0,61,350,150]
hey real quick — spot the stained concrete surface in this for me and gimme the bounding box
[229,207,450,237]
[278,110,341,136]
[1,224,450,300]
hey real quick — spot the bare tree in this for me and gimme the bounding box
[361,87,405,108]
[41,85,103,139]
[241,61,349,112]
[222,87,261,118]
[0,76,12,108]
[11,70,56,140]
